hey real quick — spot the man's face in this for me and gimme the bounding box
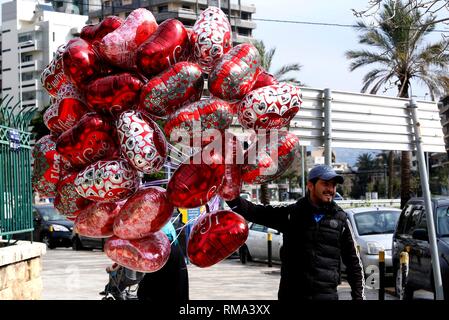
[308,179,337,205]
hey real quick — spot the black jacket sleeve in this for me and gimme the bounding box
[226,197,293,232]
[340,218,366,300]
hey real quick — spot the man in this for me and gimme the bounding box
[227,164,365,300]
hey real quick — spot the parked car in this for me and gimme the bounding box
[33,204,73,249]
[72,233,105,251]
[239,222,282,264]
[345,207,401,277]
[392,197,449,299]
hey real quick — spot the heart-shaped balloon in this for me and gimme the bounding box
[191,6,233,73]
[55,172,93,219]
[74,160,139,202]
[74,202,120,238]
[164,98,233,146]
[208,43,261,101]
[136,19,190,77]
[97,8,158,70]
[86,73,143,116]
[63,37,105,90]
[242,131,300,184]
[113,187,173,240]
[252,69,278,90]
[105,232,171,272]
[138,61,203,118]
[80,16,124,44]
[116,110,167,174]
[238,83,302,130]
[32,135,63,197]
[187,210,248,268]
[40,44,68,97]
[44,83,89,135]
[56,113,118,170]
[167,152,225,208]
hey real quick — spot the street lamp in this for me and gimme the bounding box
[18,39,34,109]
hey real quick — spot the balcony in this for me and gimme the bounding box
[20,79,40,90]
[20,60,43,72]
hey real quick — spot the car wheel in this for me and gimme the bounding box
[239,245,252,264]
[72,236,84,251]
[42,234,55,249]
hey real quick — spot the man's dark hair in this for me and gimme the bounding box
[309,178,319,185]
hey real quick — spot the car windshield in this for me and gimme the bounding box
[35,206,66,221]
[437,206,449,236]
[354,210,400,236]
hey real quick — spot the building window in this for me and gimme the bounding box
[55,1,64,8]
[22,91,36,101]
[22,55,32,63]
[2,29,11,33]
[241,12,251,20]
[122,0,132,5]
[2,68,11,72]
[158,5,168,13]
[237,28,251,36]
[18,32,33,43]
[182,5,191,10]
[53,32,55,42]
[2,49,11,52]
[22,72,34,81]
[104,1,111,7]
[3,87,12,91]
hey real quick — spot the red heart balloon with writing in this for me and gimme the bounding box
[187,210,248,268]
[44,83,89,135]
[40,44,68,97]
[136,18,190,77]
[238,83,302,130]
[105,232,171,272]
[74,202,120,238]
[54,172,93,220]
[113,187,173,240]
[56,113,118,170]
[116,110,167,174]
[208,43,261,101]
[74,160,139,203]
[138,61,203,118]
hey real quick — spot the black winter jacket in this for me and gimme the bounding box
[227,196,365,300]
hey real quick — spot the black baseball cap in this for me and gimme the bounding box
[308,165,344,184]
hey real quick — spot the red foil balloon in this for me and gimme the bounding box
[32,135,63,197]
[55,172,93,219]
[164,98,233,145]
[80,16,124,44]
[74,160,139,202]
[44,83,89,135]
[252,69,278,90]
[191,6,232,73]
[56,113,118,169]
[167,152,225,208]
[242,131,300,184]
[136,19,190,77]
[187,210,248,268]
[116,110,167,174]
[138,62,203,118]
[105,232,171,272]
[86,73,143,116]
[113,187,173,240]
[98,8,158,70]
[74,202,120,238]
[40,44,68,97]
[208,43,261,101]
[238,83,302,130]
[63,37,105,90]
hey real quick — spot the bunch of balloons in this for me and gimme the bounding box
[32,6,302,272]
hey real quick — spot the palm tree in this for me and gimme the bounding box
[346,0,449,207]
[252,40,302,204]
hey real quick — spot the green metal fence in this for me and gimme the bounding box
[0,94,36,239]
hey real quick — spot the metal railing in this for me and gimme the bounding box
[0,94,36,239]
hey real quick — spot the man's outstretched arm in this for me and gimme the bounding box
[226,197,293,232]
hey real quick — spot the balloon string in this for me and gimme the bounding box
[167,143,191,159]
[170,212,203,246]
[163,163,179,170]
[166,154,184,165]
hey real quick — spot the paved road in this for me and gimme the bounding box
[41,247,402,300]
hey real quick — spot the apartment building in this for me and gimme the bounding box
[0,0,87,112]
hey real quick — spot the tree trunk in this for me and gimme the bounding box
[401,150,412,208]
[260,183,270,205]
[388,151,394,198]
